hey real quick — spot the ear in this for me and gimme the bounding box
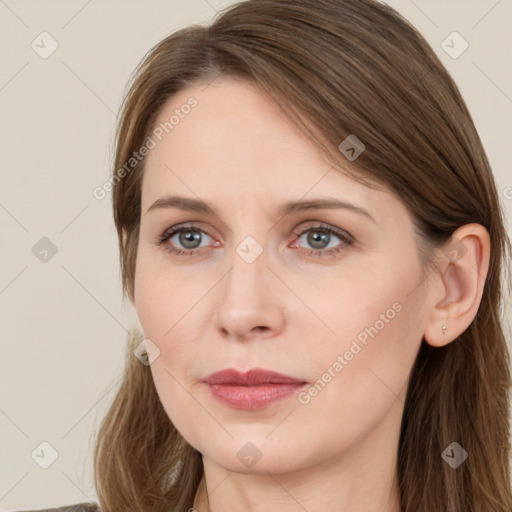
[423,223,491,347]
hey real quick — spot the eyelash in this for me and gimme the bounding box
[155,222,354,258]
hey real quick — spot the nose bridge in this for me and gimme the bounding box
[214,234,283,340]
[224,235,268,307]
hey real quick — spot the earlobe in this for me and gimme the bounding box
[423,223,490,348]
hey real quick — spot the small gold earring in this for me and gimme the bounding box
[442,325,447,334]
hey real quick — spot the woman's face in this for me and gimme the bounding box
[134,77,431,475]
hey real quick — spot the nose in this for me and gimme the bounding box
[213,244,285,342]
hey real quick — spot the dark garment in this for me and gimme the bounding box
[18,504,100,512]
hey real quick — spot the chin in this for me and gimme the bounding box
[195,432,315,475]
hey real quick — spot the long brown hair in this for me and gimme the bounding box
[93,0,512,510]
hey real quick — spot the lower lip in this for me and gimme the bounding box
[205,382,307,410]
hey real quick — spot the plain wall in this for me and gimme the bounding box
[1,0,511,509]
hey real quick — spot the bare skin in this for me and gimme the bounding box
[133,77,490,512]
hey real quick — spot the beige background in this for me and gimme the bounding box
[1,0,511,509]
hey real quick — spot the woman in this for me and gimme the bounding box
[27,0,512,510]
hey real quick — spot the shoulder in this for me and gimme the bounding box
[16,504,100,512]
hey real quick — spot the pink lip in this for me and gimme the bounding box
[203,368,308,410]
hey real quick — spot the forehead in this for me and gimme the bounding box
[140,77,398,225]
[146,77,326,172]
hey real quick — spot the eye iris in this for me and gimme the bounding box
[180,230,201,249]
[173,228,336,251]
[308,230,329,249]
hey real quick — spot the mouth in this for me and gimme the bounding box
[202,368,308,410]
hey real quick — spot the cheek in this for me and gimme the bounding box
[343,301,420,381]
[293,293,423,458]
[134,253,201,339]
[134,264,206,439]
[313,266,425,410]
[134,257,208,391]
[148,357,206,451]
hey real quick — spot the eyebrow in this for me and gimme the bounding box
[146,195,376,223]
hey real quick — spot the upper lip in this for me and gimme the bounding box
[203,368,307,386]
